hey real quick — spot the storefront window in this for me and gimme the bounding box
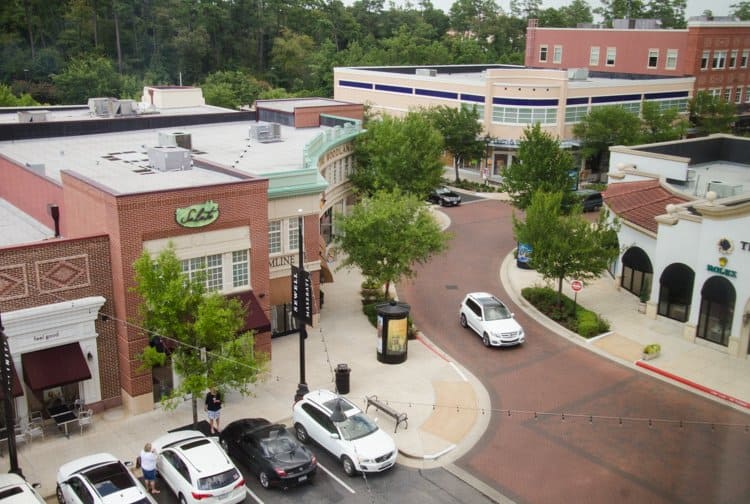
[696,277,735,346]
[657,263,694,323]
[271,303,299,337]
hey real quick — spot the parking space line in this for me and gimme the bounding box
[318,462,356,494]
[245,485,264,503]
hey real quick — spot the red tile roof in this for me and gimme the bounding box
[603,180,691,233]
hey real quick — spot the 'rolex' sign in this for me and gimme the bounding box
[175,200,219,228]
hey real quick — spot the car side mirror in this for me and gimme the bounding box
[330,433,340,440]
[124,460,134,468]
[32,483,42,489]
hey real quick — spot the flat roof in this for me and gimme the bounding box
[0,198,54,247]
[0,104,232,125]
[256,98,353,113]
[0,121,325,195]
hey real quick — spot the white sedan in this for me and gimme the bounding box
[151,430,246,504]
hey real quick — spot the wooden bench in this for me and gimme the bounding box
[365,395,408,433]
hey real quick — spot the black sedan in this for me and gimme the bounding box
[428,186,462,206]
[219,418,317,489]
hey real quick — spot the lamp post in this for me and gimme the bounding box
[0,312,22,476]
[294,212,309,402]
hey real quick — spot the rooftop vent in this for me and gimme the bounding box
[707,181,741,199]
[158,131,192,151]
[17,110,49,123]
[148,146,191,172]
[88,97,114,116]
[114,99,137,116]
[249,122,282,143]
[416,68,437,77]
[25,162,45,176]
[567,68,589,80]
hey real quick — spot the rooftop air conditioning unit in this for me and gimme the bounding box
[567,68,589,80]
[148,146,191,172]
[249,122,281,143]
[17,110,49,123]
[416,68,437,77]
[158,131,192,150]
[114,99,137,116]
[88,97,114,117]
[707,181,741,199]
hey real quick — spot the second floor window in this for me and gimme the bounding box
[590,46,600,66]
[712,50,727,69]
[665,49,678,70]
[730,49,738,68]
[647,49,658,68]
[553,45,562,64]
[606,47,616,66]
[741,50,749,68]
[539,46,548,62]
[269,217,301,255]
[701,50,710,70]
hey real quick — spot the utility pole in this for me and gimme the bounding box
[0,312,22,476]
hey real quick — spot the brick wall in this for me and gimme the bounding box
[0,235,120,406]
[0,155,63,232]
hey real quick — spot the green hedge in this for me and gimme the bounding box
[521,286,610,338]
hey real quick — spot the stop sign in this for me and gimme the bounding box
[571,280,583,292]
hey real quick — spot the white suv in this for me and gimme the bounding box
[56,453,156,504]
[151,430,246,504]
[459,292,525,347]
[0,473,45,503]
[292,389,397,476]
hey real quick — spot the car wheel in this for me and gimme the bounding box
[56,485,65,504]
[342,455,357,477]
[482,333,491,347]
[179,494,188,504]
[295,423,309,444]
[459,313,468,328]
[259,472,271,489]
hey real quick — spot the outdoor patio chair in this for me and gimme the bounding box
[78,409,93,435]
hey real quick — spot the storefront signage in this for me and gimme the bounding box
[741,241,750,251]
[270,254,296,268]
[707,264,737,278]
[175,200,219,228]
[33,332,60,342]
[717,238,734,254]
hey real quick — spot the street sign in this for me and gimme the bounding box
[571,280,583,292]
[291,265,313,326]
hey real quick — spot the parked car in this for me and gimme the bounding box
[220,418,317,489]
[151,430,245,504]
[428,186,462,207]
[459,292,525,347]
[292,389,397,476]
[573,189,603,212]
[56,453,156,504]
[0,473,45,503]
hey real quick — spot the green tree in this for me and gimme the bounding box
[513,191,620,307]
[133,245,267,427]
[688,91,736,135]
[573,105,641,175]
[0,83,39,106]
[732,1,750,19]
[426,105,485,183]
[352,112,445,197]
[500,123,577,211]
[334,189,450,296]
[638,101,689,143]
[52,54,122,103]
[201,70,272,109]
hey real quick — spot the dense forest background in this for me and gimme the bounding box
[1,0,745,107]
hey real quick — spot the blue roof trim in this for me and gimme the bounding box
[415,88,458,99]
[339,80,373,90]
[592,94,642,104]
[566,97,589,105]
[644,91,689,100]
[492,97,559,106]
[375,84,413,94]
[461,94,485,103]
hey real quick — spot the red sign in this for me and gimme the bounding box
[571,280,583,292]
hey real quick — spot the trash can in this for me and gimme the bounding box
[335,363,351,394]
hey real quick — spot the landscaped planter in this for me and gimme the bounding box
[642,343,661,361]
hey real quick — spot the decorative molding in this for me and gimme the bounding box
[0,263,29,300]
[35,254,91,293]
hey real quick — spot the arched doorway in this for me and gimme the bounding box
[620,247,653,298]
[657,263,695,322]
[697,276,736,346]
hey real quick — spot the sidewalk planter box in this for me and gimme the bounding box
[642,344,661,361]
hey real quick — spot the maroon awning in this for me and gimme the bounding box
[22,343,92,392]
[0,360,24,400]
[227,291,271,333]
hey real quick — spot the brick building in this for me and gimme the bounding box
[0,89,363,418]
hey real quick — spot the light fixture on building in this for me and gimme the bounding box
[87,352,94,362]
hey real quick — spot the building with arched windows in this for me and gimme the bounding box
[603,134,750,357]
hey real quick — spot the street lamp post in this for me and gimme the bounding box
[0,312,22,476]
[294,213,309,402]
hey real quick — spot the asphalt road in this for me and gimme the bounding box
[398,199,750,504]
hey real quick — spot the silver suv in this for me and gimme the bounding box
[459,292,525,347]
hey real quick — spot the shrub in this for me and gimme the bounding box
[643,343,661,355]
[577,311,601,338]
[521,286,609,339]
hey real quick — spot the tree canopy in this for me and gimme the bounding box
[334,189,450,296]
[133,245,267,426]
[500,123,578,211]
[573,105,642,173]
[425,105,486,183]
[351,112,445,197]
[513,191,620,306]
[689,91,736,135]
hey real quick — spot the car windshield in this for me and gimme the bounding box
[483,302,511,321]
[337,412,378,441]
[261,435,297,456]
[197,468,240,491]
[436,188,451,195]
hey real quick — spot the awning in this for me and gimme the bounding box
[227,291,271,334]
[320,260,334,284]
[0,360,24,400]
[22,343,92,392]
